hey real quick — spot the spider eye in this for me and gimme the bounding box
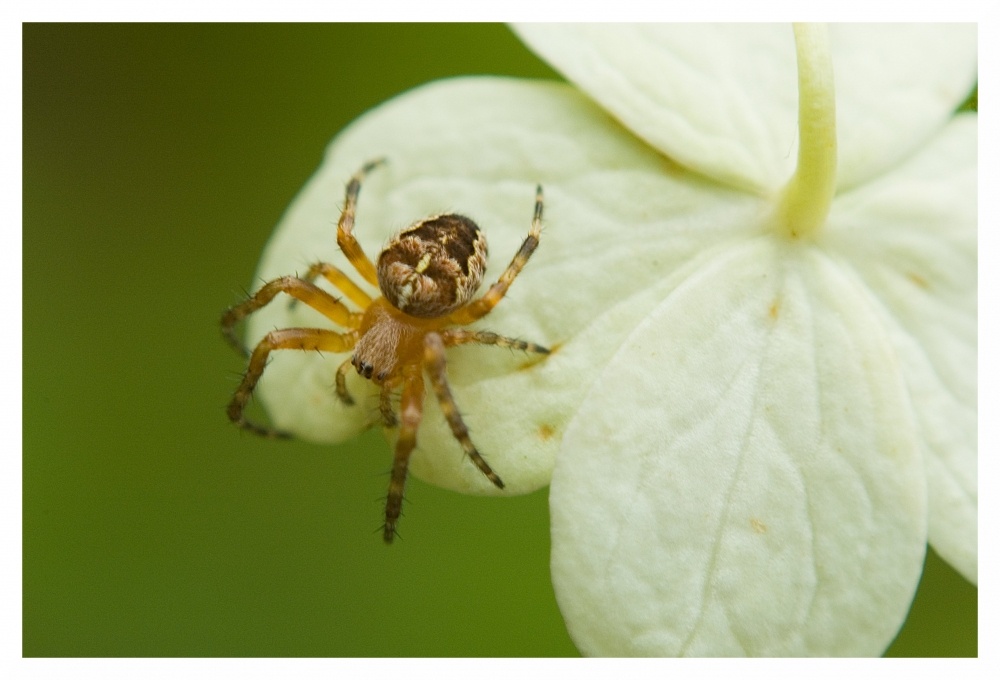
[352,356,374,379]
[377,214,488,318]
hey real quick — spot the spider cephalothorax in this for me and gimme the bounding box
[222,160,549,542]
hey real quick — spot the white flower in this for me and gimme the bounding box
[243,23,976,656]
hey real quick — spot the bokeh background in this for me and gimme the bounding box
[23,23,976,657]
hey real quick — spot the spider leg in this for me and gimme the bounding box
[379,380,400,428]
[441,328,550,355]
[228,328,358,438]
[293,261,373,309]
[334,356,355,406]
[337,159,385,288]
[446,184,543,325]
[384,366,424,544]
[222,276,363,356]
[423,332,504,490]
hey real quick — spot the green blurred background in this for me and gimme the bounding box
[22,24,976,657]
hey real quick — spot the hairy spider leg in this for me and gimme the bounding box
[441,328,550,355]
[290,262,374,311]
[384,365,424,543]
[222,276,362,356]
[423,332,505,489]
[337,158,386,287]
[301,262,373,308]
[228,328,359,438]
[334,357,355,406]
[446,185,544,325]
[378,380,400,428]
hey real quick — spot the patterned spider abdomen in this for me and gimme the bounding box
[376,214,489,318]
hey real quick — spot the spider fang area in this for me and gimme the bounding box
[221,161,549,543]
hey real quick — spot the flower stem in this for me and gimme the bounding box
[775,23,837,239]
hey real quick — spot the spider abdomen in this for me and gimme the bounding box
[376,214,488,318]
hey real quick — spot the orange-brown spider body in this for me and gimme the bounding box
[222,160,548,543]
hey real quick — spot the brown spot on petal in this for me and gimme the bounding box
[537,423,556,441]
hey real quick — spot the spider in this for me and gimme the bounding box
[222,159,549,543]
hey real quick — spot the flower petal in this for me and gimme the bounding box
[824,114,978,583]
[514,24,796,194]
[246,77,761,494]
[824,24,977,191]
[551,237,927,656]
[514,23,976,193]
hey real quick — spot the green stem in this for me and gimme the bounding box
[775,23,837,239]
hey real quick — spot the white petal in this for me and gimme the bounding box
[827,24,977,191]
[514,24,796,194]
[246,77,761,494]
[551,237,927,656]
[514,23,976,193]
[824,114,978,582]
